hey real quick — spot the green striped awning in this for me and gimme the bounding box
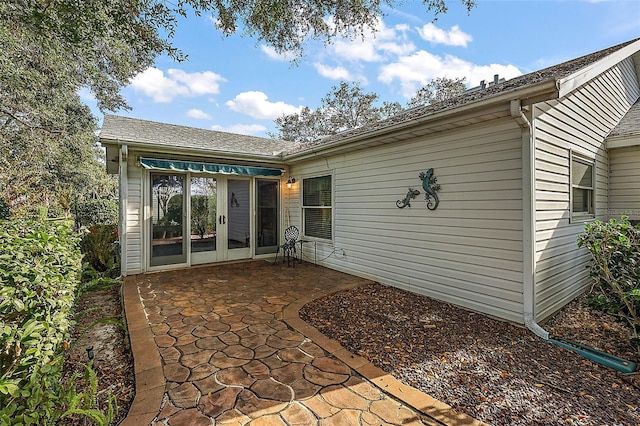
[138,157,283,177]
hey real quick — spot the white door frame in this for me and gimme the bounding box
[146,172,255,272]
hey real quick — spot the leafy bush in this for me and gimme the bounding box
[0,219,92,423]
[80,224,119,275]
[577,217,640,338]
[73,199,118,228]
[81,263,100,282]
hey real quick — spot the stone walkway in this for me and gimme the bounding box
[121,261,481,426]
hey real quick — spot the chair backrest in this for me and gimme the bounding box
[283,225,299,243]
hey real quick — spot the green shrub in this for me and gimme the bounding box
[73,199,118,228]
[80,263,99,283]
[0,219,81,423]
[577,216,640,338]
[80,224,119,277]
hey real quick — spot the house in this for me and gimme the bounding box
[100,38,640,334]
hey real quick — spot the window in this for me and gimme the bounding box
[302,175,332,239]
[571,154,595,220]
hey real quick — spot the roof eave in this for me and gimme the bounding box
[284,79,559,163]
[607,134,640,149]
[99,137,287,164]
[558,39,640,98]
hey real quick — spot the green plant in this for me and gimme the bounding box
[59,362,117,425]
[80,224,119,274]
[0,219,80,423]
[73,199,118,229]
[80,263,99,282]
[577,216,640,338]
[0,218,118,424]
[77,277,121,297]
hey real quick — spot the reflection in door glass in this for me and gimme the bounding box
[191,177,217,253]
[227,180,250,249]
[256,180,279,254]
[151,174,185,265]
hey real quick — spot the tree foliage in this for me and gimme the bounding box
[272,77,468,143]
[407,76,467,109]
[1,2,120,215]
[271,82,403,143]
[1,0,473,212]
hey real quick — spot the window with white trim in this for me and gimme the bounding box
[571,154,595,220]
[302,175,332,240]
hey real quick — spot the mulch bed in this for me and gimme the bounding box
[61,284,134,425]
[300,282,640,426]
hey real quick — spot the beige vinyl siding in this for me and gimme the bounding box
[288,118,525,323]
[609,146,640,220]
[534,57,640,321]
[125,157,143,274]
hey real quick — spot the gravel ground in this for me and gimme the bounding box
[300,283,640,426]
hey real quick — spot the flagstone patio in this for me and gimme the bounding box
[120,260,481,425]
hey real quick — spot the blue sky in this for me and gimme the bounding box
[87,0,640,137]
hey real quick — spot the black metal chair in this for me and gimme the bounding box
[273,225,300,267]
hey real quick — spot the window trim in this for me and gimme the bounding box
[300,173,334,241]
[569,151,596,223]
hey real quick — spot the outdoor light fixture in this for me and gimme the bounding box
[86,346,94,361]
[286,177,296,189]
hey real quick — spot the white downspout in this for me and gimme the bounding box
[510,100,549,340]
[119,144,128,277]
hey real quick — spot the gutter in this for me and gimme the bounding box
[511,100,637,373]
[510,99,550,340]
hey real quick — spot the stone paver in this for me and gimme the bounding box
[123,261,483,425]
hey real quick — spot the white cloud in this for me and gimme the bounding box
[260,45,296,61]
[330,19,416,62]
[129,67,226,103]
[417,23,472,47]
[211,123,268,136]
[313,63,353,80]
[225,91,301,120]
[186,109,212,120]
[379,50,522,97]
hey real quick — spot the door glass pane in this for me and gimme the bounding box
[256,180,279,255]
[227,180,250,250]
[151,173,186,266]
[191,177,217,253]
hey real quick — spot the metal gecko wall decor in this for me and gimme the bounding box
[395,168,441,210]
[396,188,420,208]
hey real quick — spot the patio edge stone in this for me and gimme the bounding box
[120,275,165,426]
[283,283,486,426]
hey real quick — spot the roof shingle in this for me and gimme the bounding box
[608,99,640,139]
[100,115,296,157]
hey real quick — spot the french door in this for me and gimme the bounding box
[150,173,252,267]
